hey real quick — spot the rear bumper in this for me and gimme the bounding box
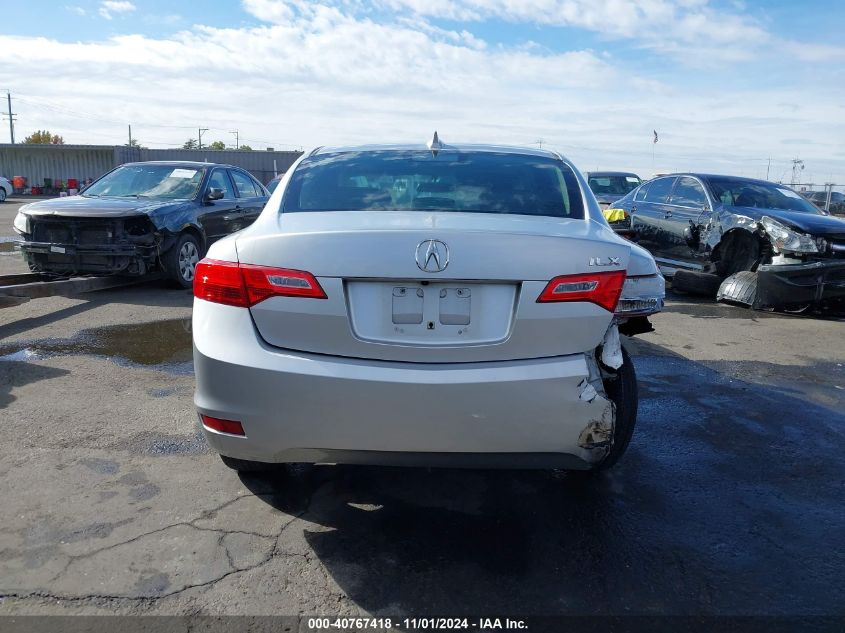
[193,300,615,469]
[756,259,845,307]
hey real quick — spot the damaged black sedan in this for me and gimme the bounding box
[12,162,269,288]
[611,173,845,310]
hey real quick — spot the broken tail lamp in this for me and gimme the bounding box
[201,415,245,437]
[537,271,626,312]
[614,274,666,316]
[194,259,327,307]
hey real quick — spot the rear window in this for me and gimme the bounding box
[282,151,584,219]
[588,174,641,196]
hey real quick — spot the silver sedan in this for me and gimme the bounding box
[192,139,665,474]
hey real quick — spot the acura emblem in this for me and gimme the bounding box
[416,239,449,273]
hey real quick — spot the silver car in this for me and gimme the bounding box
[193,139,665,474]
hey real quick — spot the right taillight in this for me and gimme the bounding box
[194,259,326,308]
[537,270,626,312]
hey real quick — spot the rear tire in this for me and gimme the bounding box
[163,232,202,289]
[717,270,758,307]
[593,347,638,471]
[671,270,721,297]
[0,187,6,202]
[220,455,283,473]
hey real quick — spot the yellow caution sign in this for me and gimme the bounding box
[602,208,627,223]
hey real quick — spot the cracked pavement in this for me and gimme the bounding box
[1,203,844,617]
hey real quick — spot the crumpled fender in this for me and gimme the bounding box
[701,208,763,253]
[146,202,206,247]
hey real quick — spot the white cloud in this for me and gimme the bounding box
[357,0,771,63]
[1,0,843,182]
[66,5,86,16]
[99,0,137,20]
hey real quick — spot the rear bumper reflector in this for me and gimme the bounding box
[201,414,246,437]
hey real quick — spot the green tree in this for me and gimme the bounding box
[24,130,65,145]
[182,138,198,150]
[125,138,142,148]
[239,144,253,151]
[209,140,226,150]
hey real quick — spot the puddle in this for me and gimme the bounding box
[0,318,194,374]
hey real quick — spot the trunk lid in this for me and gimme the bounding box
[238,212,630,363]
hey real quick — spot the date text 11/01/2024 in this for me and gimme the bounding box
[307,617,528,630]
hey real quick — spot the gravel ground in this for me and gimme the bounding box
[0,198,843,622]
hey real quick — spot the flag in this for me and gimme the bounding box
[653,130,658,144]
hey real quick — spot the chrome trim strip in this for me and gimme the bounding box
[654,256,704,271]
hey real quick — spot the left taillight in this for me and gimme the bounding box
[194,259,327,308]
[537,270,626,312]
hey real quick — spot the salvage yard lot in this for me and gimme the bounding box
[0,198,843,617]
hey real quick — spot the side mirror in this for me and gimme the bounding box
[206,187,224,201]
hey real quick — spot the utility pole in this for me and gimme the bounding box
[198,127,209,150]
[766,157,771,181]
[4,91,16,144]
[230,130,239,150]
[128,124,132,147]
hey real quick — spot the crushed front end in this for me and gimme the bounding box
[18,214,161,277]
[756,217,845,310]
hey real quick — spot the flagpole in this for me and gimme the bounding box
[651,130,658,175]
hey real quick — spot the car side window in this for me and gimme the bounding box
[208,169,234,199]
[250,175,268,196]
[644,177,675,204]
[231,170,258,198]
[634,182,650,202]
[671,177,708,208]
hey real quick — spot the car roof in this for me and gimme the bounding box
[311,143,564,160]
[660,173,792,188]
[586,171,640,178]
[121,161,242,170]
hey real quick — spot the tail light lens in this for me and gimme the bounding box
[194,259,327,308]
[537,270,626,312]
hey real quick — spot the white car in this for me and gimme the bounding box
[0,176,11,202]
[192,138,665,474]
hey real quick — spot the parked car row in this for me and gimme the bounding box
[12,138,843,477]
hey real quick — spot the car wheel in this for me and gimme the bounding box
[220,455,283,473]
[592,347,638,471]
[0,187,6,202]
[163,232,202,289]
[716,231,762,277]
[671,270,721,297]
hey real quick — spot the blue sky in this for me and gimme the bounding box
[1,0,844,183]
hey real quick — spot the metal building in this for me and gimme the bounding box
[0,144,303,189]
